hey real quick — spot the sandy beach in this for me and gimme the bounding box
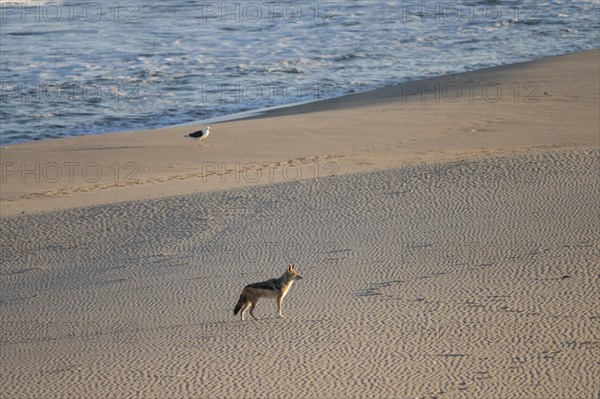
[1,50,599,398]
[1,50,598,217]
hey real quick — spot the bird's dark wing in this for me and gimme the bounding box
[187,130,204,138]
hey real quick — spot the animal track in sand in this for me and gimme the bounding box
[13,154,347,200]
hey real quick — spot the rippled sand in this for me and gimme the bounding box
[1,148,598,398]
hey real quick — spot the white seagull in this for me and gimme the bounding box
[185,125,210,145]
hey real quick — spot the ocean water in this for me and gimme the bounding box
[0,0,598,144]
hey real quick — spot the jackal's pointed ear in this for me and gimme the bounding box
[290,263,296,271]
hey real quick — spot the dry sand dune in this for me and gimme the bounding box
[1,148,598,398]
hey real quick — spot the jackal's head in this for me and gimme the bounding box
[285,263,302,280]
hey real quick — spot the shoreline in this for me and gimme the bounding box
[2,49,597,146]
[4,49,597,142]
[1,49,598,217]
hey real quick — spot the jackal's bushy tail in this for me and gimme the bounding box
[233,292,246,315]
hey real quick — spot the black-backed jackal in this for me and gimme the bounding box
[233,264,303,320]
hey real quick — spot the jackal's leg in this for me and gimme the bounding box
[240,303,249,321]
[277,296,284,318]
[249,301,259,320]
